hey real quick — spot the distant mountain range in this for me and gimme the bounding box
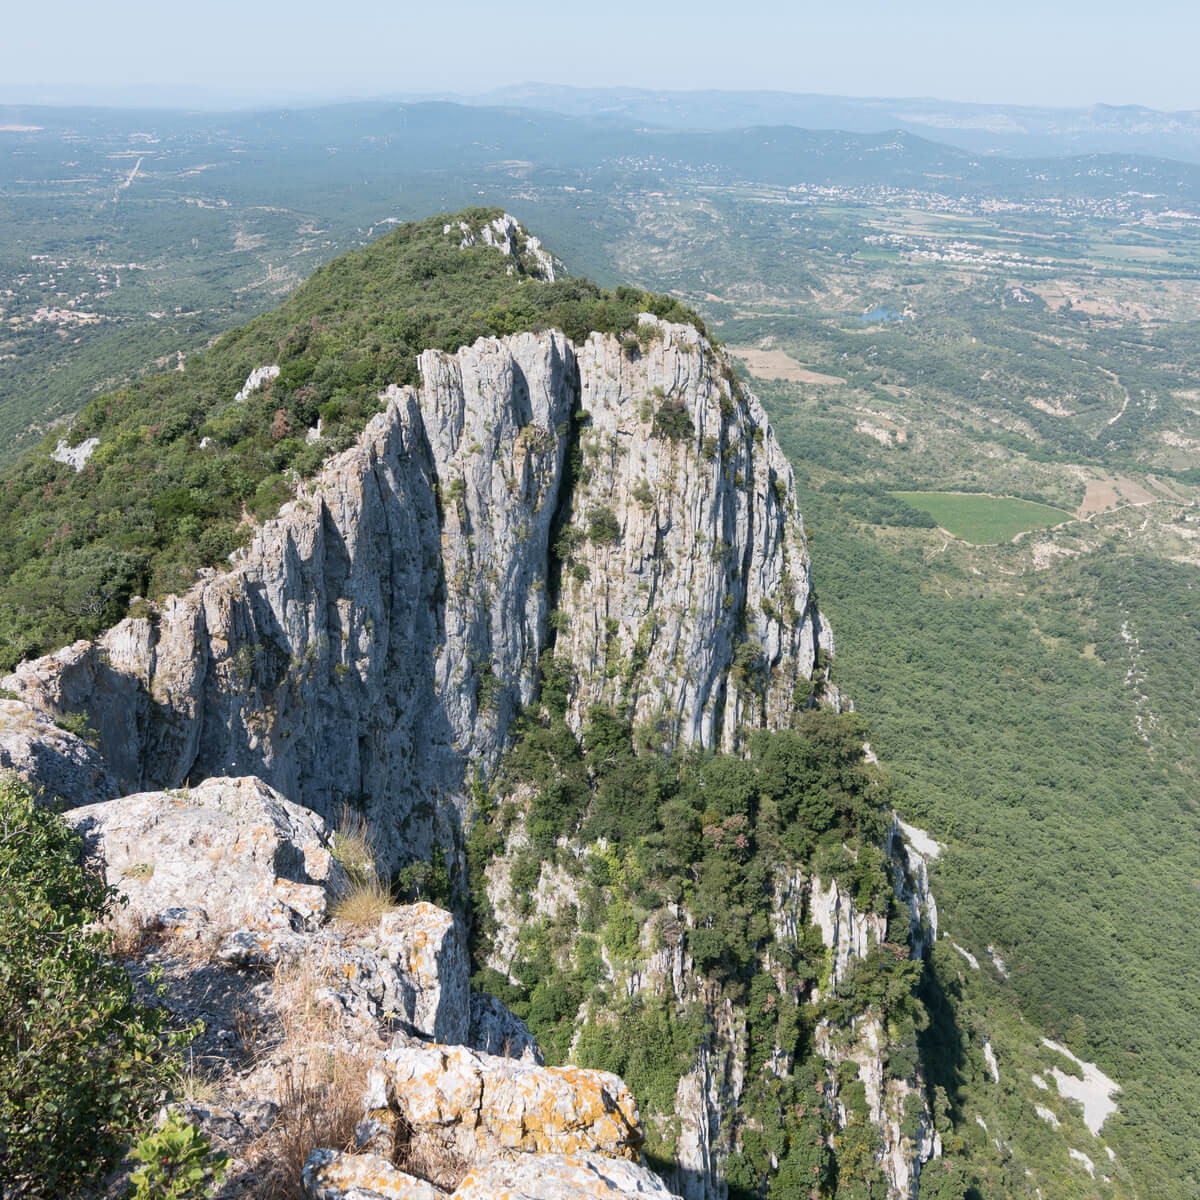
[7,99,1200,206]
[7,80,1200,164]
[408,84,1200,165]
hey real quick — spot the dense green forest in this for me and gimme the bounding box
[761,434,1200,1198]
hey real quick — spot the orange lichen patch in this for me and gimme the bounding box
[302,1148,443,1199]
[382,1047,643,1165]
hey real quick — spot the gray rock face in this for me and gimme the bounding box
[559,319,825,748]
[4,324,825,871]
[447,212,558,280]
[377,904,470,1044]
[64,776,346,931]
[0,696,117,807]
[805,848,941,1199]
[469,993,543,1064]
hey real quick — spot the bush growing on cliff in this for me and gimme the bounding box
[0,774,187,1194]
[473,704,920,1198]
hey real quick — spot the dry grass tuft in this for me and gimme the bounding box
[331,803,377,889]
[394,1115,470,1192]
[174,1050,221,1106]
[328,804,397,929]
[254,1050,371,1200]
[101,904,157,959]
[243,953,380,1199]
[330,875,397,930]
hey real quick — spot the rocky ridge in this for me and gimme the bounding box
[2,316,827,872]
[1,224,936,1198]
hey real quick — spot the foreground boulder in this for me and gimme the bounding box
[64,775,346,931]
[217,903,473,1045]
[364,1044,644,1168]
[0,697,118,808]
[302,1150,443,1199]
[302,1148,680,1199]
[56,772,666,1197]
[454,1151,680,1198]
[377,904,470,1044]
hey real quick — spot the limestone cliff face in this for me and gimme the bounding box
[806,821,944,1200]
[555,318,828,748]
[3,321,825,870]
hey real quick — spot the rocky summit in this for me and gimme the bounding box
[0,213,943,1199]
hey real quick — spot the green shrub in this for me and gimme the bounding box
[53,708,98,746]
[125,1114,228,1200]
[0,774,189,1194]
[651,398,694,442]
[586,506,621,545]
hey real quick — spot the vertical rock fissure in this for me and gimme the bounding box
[541,353,584,669]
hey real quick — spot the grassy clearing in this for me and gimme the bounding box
[890,491,1072,544]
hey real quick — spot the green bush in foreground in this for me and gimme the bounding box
[125,1113,228,1200]
[0,774,186,1195]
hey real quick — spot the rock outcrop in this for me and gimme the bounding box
[56,777,670,1199]
[302,1148,678,1200]
[3,321,826,873]
[364,1045,644,1165]
[1,235,934,1198]
[804,821,944,1200]
[65,775,345,932]
[447,211,558,281]
[0,696,117,807]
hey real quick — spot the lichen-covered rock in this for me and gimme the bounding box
[301,1149,443,1200]
[366,1045,643,1166]
[214,903,472,1044]
[63,776,345,930]
[0,697,118,807]
[452,1150,681,1198]
[377,904,469,1044]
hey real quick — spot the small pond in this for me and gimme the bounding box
[857,306,903,324]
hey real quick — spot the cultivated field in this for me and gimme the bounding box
[891,491,1073,543]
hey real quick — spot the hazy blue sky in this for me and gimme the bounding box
[3,0,1196,110]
